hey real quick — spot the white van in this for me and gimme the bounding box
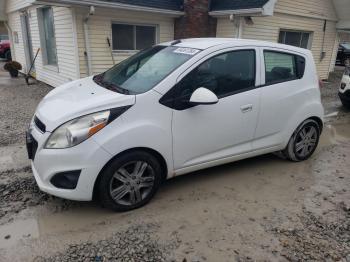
[27,38,324,211]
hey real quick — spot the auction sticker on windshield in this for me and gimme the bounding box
[173,47,200,56]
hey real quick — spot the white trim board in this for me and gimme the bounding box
[34,0,184,17]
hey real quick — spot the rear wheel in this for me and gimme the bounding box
[5,50,11,61]
[283,119,320,162]
[98,151,162,211]
[340,98,350,109]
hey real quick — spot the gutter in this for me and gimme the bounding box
[209,0,277,17]
[209,8,263,17]
[36,0,184,17]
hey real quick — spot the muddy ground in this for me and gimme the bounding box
[0,64,349,262]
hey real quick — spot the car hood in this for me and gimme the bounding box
[35,76,136,132]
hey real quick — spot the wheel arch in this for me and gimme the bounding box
[308,116,323,133]
[93,147,168,200]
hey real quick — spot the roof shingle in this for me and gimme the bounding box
[210,0,270,11]
[95,0,184,11]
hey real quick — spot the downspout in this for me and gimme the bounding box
[320,20,327,62]
[237,17,243,38]
[83,6,94,76]
[230,15,243,38]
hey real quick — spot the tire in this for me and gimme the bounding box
[283,119,320,162]
[340,99,350,109]
[5,50,11,61]
[98,150,162,212]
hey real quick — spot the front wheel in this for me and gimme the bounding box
[98,151,162,212]
[283,119,320,162]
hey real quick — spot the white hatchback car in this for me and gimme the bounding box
[27,38,324,211]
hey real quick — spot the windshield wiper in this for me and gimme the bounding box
[102,81,130,95]
[93,74,130,95]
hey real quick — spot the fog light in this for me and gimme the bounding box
[50,170,81,189]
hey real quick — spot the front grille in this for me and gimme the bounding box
[34,116,46,133]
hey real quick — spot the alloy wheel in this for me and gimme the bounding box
[294,125,318,158]
[109,161,155,206]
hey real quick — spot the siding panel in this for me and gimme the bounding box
[275,0,337,21]
[216,12,338,79]
[6,0,33,13]
[75,7,175,77]
[7,6,79,87]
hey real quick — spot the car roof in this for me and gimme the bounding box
[161,38,311,55]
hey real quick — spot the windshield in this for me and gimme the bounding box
[93,45,200,94]
[341,43,350,50]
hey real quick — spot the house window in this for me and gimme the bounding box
[38,7,57,65]
[278,30,311,49]
[112,23,157,51]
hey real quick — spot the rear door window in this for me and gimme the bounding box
[264,51,305,85]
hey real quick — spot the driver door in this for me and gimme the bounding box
[170,48,261,172]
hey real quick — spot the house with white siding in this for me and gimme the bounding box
[3,0,350,87]
[5,0,182,87]
[212,0,344,79]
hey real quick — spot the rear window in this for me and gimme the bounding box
[264,51,306,85]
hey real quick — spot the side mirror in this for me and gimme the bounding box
[189,87,219,105]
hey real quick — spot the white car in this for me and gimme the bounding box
[339,67,350,108]
[27,38,324,211]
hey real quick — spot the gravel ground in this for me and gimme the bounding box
[34,224,179,262]
[0,65,349,262]
[0,67,52,146]
[271,143,350,261]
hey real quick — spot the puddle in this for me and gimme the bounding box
[0,219,39,248]
[36,206,114,235]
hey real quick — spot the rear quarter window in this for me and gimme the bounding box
[264,50,306,85]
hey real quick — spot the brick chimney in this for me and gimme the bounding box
[174,0,217,39]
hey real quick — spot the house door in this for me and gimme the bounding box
[20,12,34,74]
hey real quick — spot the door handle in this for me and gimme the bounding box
[240,104,253,113]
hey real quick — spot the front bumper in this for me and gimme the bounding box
[27,123,112,201]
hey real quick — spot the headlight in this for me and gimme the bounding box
[45,107,131,149]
